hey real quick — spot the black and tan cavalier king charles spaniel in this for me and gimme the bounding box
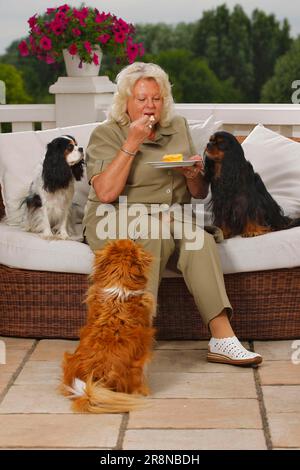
[204,131,300,239]
[22,135,84,239]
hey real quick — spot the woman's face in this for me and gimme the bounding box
[126,78,163,124]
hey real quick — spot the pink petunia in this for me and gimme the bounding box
[72,28,81,37]
[127,42,139,63]
[97,34,110,44]
[55,11,67,22]
[46,8,56,15]
[58,4,70,13]
[95,11,112,23]
[18,40,29,57]
[114,32,126,44]
[39,36,52,51]
[28,14,37,29]
[68,44,78,55]
[92,53,99,65]
[32,25,42,35]
[73,7,89,25]
[50,21,65,36]
[84,41,92,53]
[115,18,129,33]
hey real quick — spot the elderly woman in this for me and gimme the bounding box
[83,62,262,367]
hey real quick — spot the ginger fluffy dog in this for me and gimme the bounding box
[61,239,156,413]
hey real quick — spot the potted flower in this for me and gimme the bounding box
[18,4,144,75]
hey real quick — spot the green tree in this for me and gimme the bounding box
[0,63,31,103]
[251,10,292,101]
[144,49,242,103]
[135,23,197,55]
[192,4,292,101]
[261,37,300,103]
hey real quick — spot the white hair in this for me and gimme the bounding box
[108,62,175,127]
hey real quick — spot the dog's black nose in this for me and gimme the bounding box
[78,147,83,153]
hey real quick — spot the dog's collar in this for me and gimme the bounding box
[101,286,145,301]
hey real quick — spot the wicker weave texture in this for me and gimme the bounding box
[1,263,299,340]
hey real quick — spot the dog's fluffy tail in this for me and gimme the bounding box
[63,376,147,414]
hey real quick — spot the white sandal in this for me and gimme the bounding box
[207,336,263,366]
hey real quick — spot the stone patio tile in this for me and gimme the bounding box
[0,337,35,350]
[30,339,78,361]
[0,414,122,448]
[259,361,300,385]
[149,372,257,398]
[155,341,209,350]
[150,350,254,373]
[268,413,300,448]
[253,340,299,361]
[0,349,30,374]
[0,371,16,386]
[14,361,61,385]
[0,384,71,413]
[262,386,300,413]
[123,429,266,450]
[128,398,262,429]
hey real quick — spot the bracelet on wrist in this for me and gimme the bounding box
[120,147,137,157]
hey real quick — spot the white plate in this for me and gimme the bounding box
[146,161,196,169]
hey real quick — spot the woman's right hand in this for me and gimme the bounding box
[126,115,154,148]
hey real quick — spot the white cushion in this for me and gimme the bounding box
[0,222,94,274]
[1,222,299,275]
[189,115,223,156]
[0,131,44,221]
[0,123,98,222]
[218,227,300,274]
[242,124,300,218]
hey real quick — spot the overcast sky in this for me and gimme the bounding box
[1,0,300,55]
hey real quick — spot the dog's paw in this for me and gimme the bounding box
[242,231,264,237]
[56,231,70,240]
[41,231,55,240]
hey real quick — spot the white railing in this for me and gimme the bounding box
[1,102,300,137]
[0,104,56,132]
[175,103,300,137]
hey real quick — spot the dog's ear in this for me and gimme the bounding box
[71,159,84,181]
[139,248,153,271]
[92,249,111,281]
[43,143,71,192]
[220,136,247,188]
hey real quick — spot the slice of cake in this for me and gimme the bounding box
[162,154,183,162]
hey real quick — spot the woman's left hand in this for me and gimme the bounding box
[176,155,205,180]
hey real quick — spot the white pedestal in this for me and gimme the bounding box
[49,76,116,127]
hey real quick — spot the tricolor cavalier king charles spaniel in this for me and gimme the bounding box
[204,131,300,238]
[22,135,84,239]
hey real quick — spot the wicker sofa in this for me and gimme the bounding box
[1,126,300,341]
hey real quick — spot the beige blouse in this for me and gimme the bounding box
[85,115,196,207]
